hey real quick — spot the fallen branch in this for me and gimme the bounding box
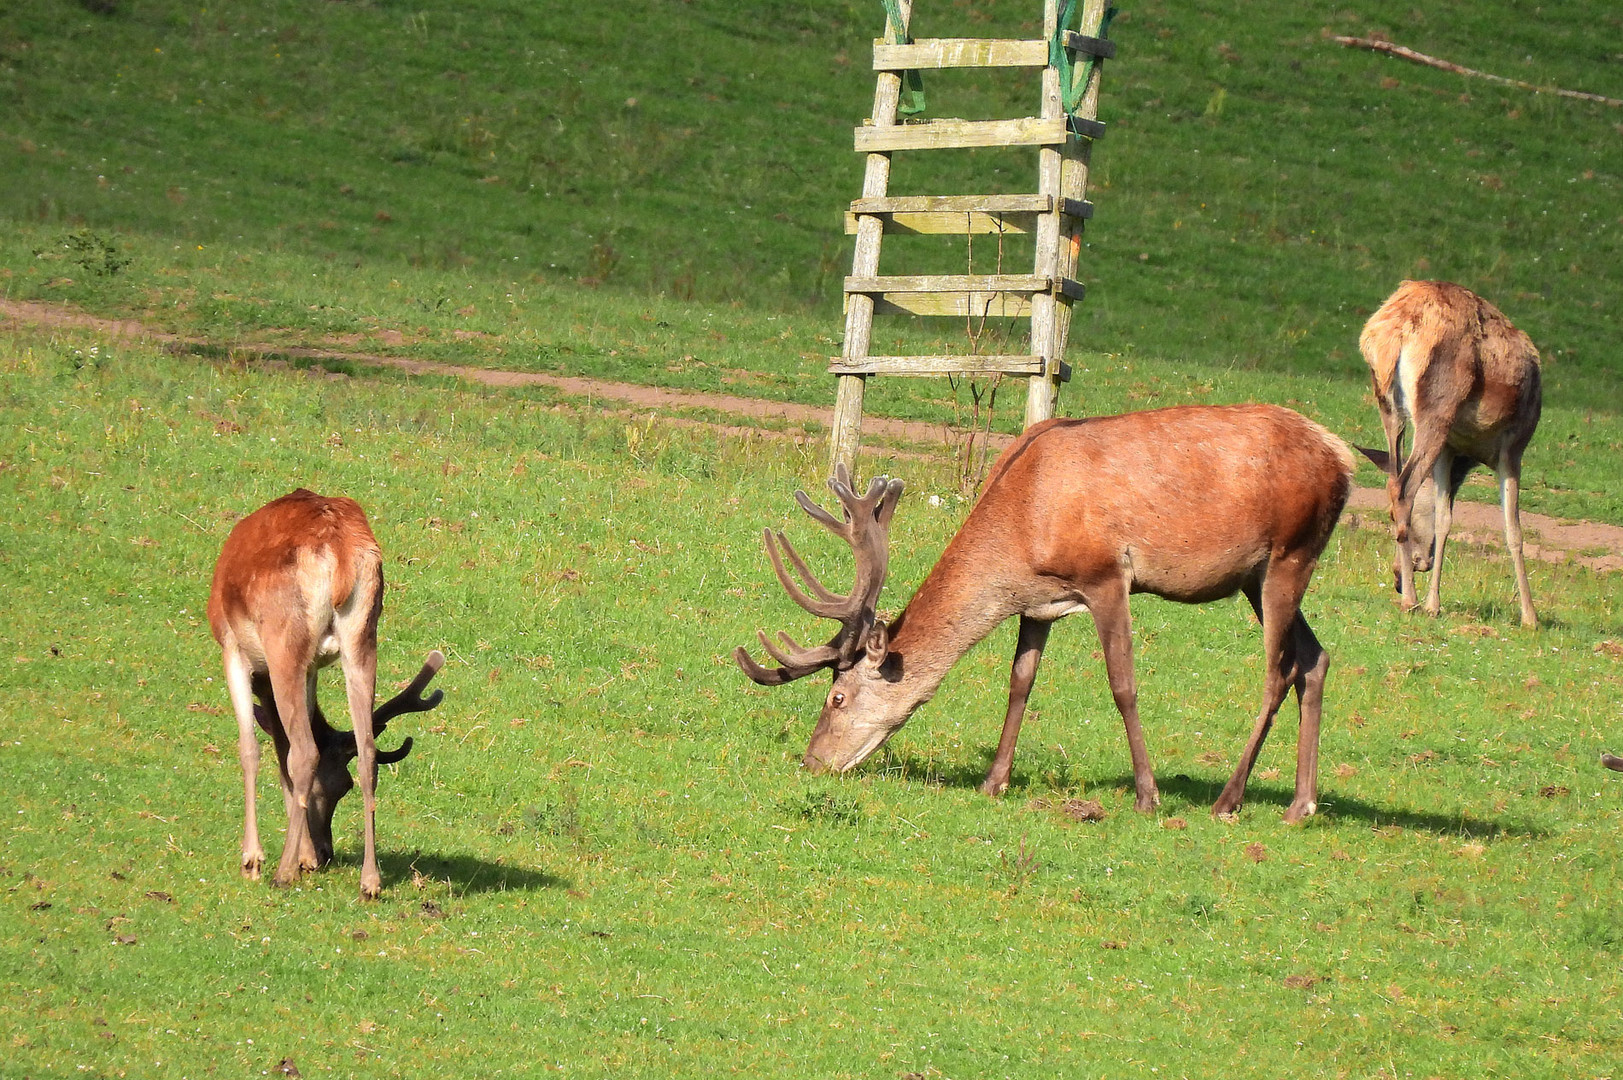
[1331,35,1623,108]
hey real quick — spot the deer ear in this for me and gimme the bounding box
[860,621,890,668]
[1355,445,1393,473]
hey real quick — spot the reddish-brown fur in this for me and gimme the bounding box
[1357,280,1541,626]
[208,489,398,897]
[740,404,1354,822]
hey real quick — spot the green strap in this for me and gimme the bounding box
[878,0,926,117]
[1053,3,1118,114]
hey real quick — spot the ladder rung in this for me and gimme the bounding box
[873,38,1049,70]
[846,274,1049,293]
[845,195,1093,234]
[831,354,1048,376]
[850,194,1052,214]
[856,117,1067,152]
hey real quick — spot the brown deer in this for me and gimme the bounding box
[737,404,1354,823]
[208,489,441,898]
[1356,280,1541,627]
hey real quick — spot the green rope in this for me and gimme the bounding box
[878,0,926,117]
[1053,3,1118,114]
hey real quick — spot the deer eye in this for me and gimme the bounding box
[830,692,846,708]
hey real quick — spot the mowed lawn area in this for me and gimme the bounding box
[2,328,1621,1077]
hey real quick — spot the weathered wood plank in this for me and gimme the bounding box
[850,194,1052,214]
[869,292,1033,318]
[873,38,1048,70]
[846,273,1052,294]
[829,354,1046,376]
[844,210,1041,234]
[854,117,1068,152]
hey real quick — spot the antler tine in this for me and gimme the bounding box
[764,528,857,618]
[733,630,841,686]
[373,650,445,728]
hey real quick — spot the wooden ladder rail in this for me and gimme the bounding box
[828,0,1113,475]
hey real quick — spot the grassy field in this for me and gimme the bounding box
[3,0,1623,1075]
[3,326,1622,1078]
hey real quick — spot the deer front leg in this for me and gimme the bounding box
[1283,615,1329,824]
[1089,582,1158,812]
[981,617,1052,796]
[222,653,265,879]
[1216,577,1306,819]
[1498,458,1538,629]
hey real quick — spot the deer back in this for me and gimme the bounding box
[207,489,383,667]
[1360,280,1540,461]
[947,404,1354,606]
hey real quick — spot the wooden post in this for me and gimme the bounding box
[1051,0,1107,401]
[831,0,911,478]
[1025,0,1064,428]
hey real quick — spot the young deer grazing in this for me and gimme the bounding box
[208,489,441,898]
[737,405,1354,822]
[1357,280,1542,627]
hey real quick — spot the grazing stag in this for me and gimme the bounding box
[1356,280,1541,627]
[208,489,441,898]
[737,404,1354,822]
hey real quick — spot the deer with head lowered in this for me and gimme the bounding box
[737,404,1354,822]
[208,489,443,898]
[1355,280,1541,627]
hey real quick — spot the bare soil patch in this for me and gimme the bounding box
[6,297,1619,571]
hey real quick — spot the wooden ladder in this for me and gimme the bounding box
[829,0,1115,473]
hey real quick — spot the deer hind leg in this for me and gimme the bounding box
[981,617,1053,797]
[265,641,320,887]
[1088,580,1158,812]
[336,604,382,899]
[1214,571,1318,820]
[1498,450,1538,628]
[1421,451,1456,618]
[222,650,265,879]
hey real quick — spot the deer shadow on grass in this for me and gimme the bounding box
[870,749,1542,841]
[353,850,571,895]
[1120,771,1545,841]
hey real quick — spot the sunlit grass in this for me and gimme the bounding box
[2,327,1620,1077]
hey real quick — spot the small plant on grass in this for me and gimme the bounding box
[32,229,130,277]
[999,833,1041,897]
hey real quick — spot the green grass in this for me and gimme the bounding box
[3,329,1622,1078]
[3,1,1623,1074]
[3,0,1621,523]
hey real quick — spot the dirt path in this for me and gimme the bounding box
[6,297,1620,571]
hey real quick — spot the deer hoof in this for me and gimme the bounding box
[241,857,263,881]
[1282,799,1318,824]
[1134,792,1160,813]
[359,877,382,901]
[979,776,1009,797]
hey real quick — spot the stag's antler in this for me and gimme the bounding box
[251,650,443,764]
[735,465,904,685]
[365,649,444,764]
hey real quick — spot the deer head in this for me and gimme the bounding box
[251,650,443,866]
[1355,445,1475,580]
[734,465,911,772]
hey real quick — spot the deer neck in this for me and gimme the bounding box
[883,550,1018,701]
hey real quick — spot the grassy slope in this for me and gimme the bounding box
[2,330,1621,1078]
[2,2,1621,418]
